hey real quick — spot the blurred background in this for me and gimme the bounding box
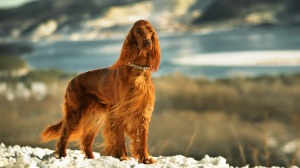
[0,0,300,166]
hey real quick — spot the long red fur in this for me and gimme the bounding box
[41,20,160,164]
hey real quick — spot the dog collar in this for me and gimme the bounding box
[128,62,150,71]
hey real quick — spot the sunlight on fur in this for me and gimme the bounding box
[41,20,160,164]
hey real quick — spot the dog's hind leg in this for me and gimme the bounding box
[54,122,69,158]
[80,104,106,159]
[55,103,81,158]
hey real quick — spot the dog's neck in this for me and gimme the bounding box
[127,62,150,71]
[127,50,150,71]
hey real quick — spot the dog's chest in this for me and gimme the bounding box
[134,75,146,87]
[132,75,152,92]
[123,75,153,100]
[112,74,153,117]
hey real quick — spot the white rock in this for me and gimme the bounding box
[32,147,46,159]
[0,157,10,167]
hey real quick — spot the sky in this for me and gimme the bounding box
[0,0,34,8]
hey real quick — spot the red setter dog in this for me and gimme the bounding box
[41,20,160,164]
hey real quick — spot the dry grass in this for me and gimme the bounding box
[154,73,300,122]
[0,72,300,166]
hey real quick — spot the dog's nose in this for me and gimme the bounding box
[144,39,151,45]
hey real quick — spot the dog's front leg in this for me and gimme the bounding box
[102,119,128,160]
[137,119,155,164]
[115,122,129,161]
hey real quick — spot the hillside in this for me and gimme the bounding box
[193,0,300,27]
[0,0,196,40]
[1,0,300,41]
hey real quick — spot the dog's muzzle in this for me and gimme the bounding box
[144,39,151,46]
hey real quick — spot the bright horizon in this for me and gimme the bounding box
[172,50,300,66]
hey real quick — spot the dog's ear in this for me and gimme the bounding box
[122,28,139,62]
[110,27,138,69]
[126,28,136,45]
[149,31,161,72]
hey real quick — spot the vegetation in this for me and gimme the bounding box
[154,73,300,122]
[20,69,77,83]
[0,56,28,71]
[0,72,300,166]
[1,69,76,83]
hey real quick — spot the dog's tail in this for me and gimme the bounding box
[41,100,84,142]
[41,100,69,142]
[41,120,63,142]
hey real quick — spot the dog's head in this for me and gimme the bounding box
[112,20,160,72]
[128,20,155,51]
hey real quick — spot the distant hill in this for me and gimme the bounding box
[0,0,139,40]
[0,0,299,41]
[192,0,300,27]
[0,0,200,41]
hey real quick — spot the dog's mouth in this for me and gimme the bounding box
[142,44,152,50]
[143,46,152,50]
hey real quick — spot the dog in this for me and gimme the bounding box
[41,20,160,164]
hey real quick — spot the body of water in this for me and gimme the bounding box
[22,27,300,79]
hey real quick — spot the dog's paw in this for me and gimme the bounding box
[120,156,129,161]
[53,150,66,159]
[84,154,95,159]
[138,156,156,164]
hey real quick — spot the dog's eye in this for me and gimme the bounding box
[149,29,153,33]
[137,29,141,34]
